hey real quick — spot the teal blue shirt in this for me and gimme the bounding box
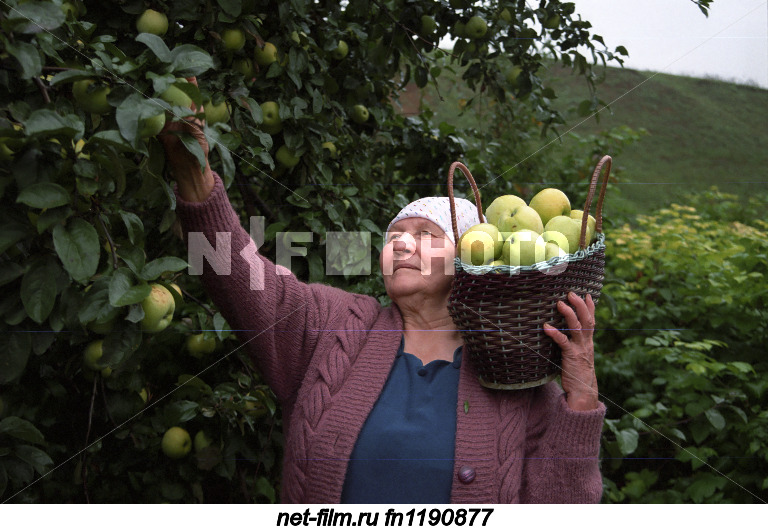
[341,336,463,503]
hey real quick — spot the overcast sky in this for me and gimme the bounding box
[571,0,768,88]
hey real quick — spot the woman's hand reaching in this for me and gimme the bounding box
[543,292,599,411]
[157,77,214,203]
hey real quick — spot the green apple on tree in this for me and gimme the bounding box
[465,16,488,39]
[260,101,282,134]
[506,65,523,87]
[140,283,175,333]
[543,14,561,30]
[420,15,437,35]
[232,57,255,78]
[161,426,192,459]
[501,229,544,266]
[254,42,278,66]
[194,431,213,453]
[83,340,112,378]
[290,31,309,49]
[61,2,80,19]
[186,333,217,358]
[136,9,168,36]
[485,194,526,227]
[529,188,571,227]
[276,145,301,169]
[204,99,231,124]
[0,141,16,162]
[543,215,583,255]
[160,79,193,108]
[72,79,111,115]
[87,310,119,335]
[221,28,246,51]
[139,112,166,138]
[351,104,369,124]
[332,40,349,60]
[322,141,337,158]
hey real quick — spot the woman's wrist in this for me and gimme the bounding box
[175,163,215,203]
[566,391,599,411]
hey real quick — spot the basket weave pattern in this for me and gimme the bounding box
[446,157,612,390]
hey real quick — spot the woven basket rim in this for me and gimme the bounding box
[455,232,606,275]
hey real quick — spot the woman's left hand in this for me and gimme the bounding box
[543,292,599,411]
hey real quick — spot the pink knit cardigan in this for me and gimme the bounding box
[174,173,606,503]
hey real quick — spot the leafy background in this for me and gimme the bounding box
[2,0,766,503]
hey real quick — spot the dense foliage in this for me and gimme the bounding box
[596,189,768,503]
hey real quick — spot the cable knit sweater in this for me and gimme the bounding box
[174,173,606,503]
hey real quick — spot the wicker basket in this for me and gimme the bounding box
[447,156,612,390]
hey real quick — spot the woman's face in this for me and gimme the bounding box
[380,217,456,302]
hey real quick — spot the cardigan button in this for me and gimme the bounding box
[458,466,476,484]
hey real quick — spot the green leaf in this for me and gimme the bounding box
[0,212,31,254]
[0,417,45,445]
[216,0,242,17]
[139,257,188,280]
[16,182,70,209]
[688,474,726,503]
[52,218,100,282]
[5,41,42,79]
[119,211,144,246]
[135,33,172,62]
[23,109,84,138]
[704,408,726,430]
[49,69,95,86]
[101,323,143,367]
[20,259,58,324]
[615,428,639,455]
[108,268,152,307]
[0,332,32,384]
[7,1,65,33]
[164,400,199,424]
[0,262,25,287]
[255,475,276,503]
[168,44,214,76]
[90,130,135,151]
[13,445,53,475]
[179,133,207,172]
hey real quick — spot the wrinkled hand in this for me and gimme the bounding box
[157,77,214,202]
[543,292,599,411]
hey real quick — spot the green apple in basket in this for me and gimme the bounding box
[484,194,526,228]
[569,209,597,244]
[495,205,543,239]
[529,188,571,227]
[458,222,504,266]
[501,229,543,267]
[458,224,501,266]
[543,215,583,255]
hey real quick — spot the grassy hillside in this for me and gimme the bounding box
[417,62,768,215]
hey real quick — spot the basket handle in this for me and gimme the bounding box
[447,161,485,245]
[578,155,612,250]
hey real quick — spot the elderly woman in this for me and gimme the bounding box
[160,94,605,504]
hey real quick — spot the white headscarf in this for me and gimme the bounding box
[385,196,480,245]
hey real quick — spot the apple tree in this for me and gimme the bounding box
[1,0,634,502]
